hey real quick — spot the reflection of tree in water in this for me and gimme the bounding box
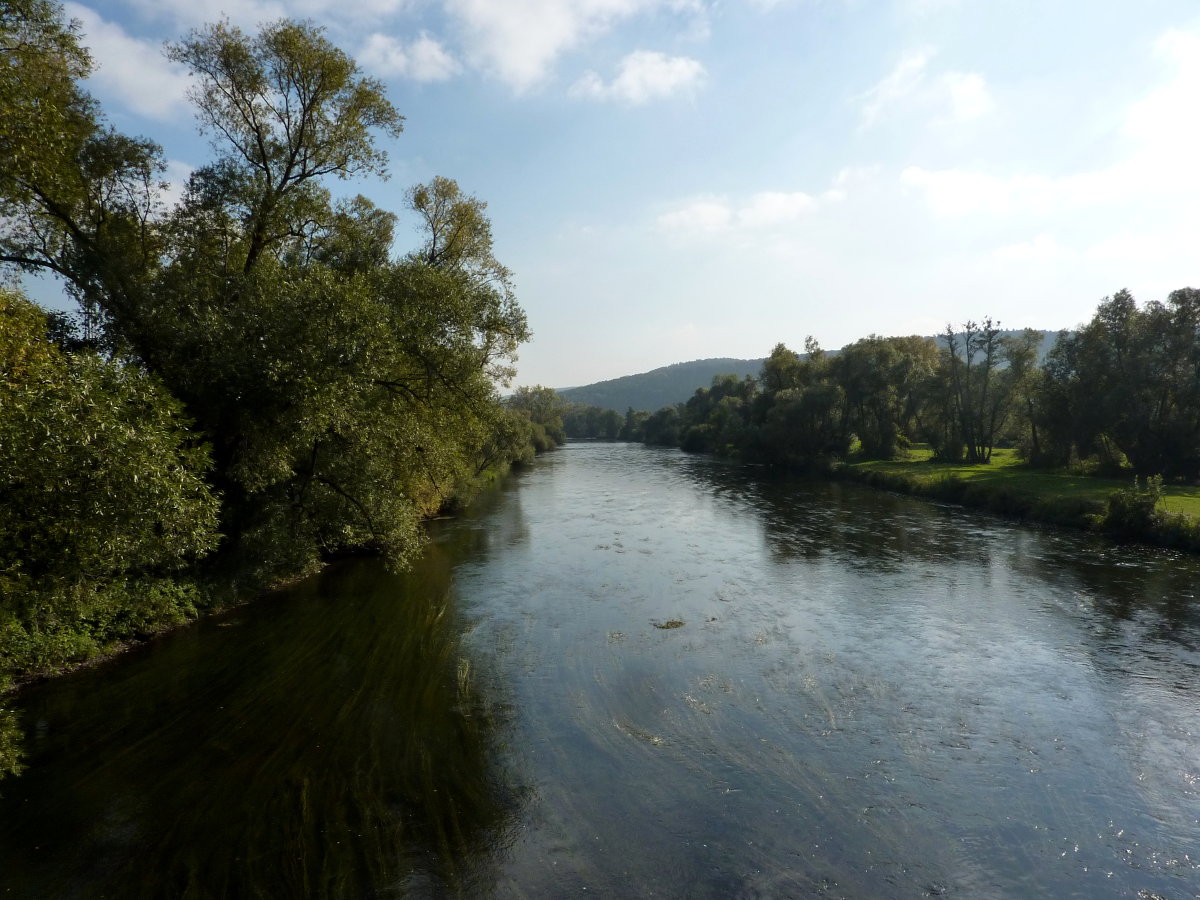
[1023,535,1200,646]
[672,454,998,570]
[427,471,533,567]
[676,448,1200,675]
[0,557,523,898]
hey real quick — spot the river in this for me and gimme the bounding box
[1,443,1198,898]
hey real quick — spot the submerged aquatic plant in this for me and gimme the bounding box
[0,704,22,782]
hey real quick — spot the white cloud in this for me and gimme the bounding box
[571,50,705,104]
[656,189,820,239]
[445,0,701,91]
[67,3,191,120]
[827,165,882,199]
[900,162,1154,217]
[903,26,1200,220]
[657,197,733,235]
[941,71,993,121]
[1123,29,1200,151]
[1084,229,1200,265]
[859,49,994,128]
[735,191,817,227]
[361,32,461,81]
[901,167,1017,216]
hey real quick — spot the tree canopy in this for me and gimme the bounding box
[0,7,545,704]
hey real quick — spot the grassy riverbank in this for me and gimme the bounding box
[840,448,1200,551]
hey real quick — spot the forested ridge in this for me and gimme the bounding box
[557,357,765,413]
[0,0,562,770]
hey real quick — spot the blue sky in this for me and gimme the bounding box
[40,0,1200,387]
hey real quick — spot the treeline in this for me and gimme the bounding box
[0,1,552,723]
[621,287,1200,480]
[503,386,633,443]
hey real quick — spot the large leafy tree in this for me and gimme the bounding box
[1,8,532,585]
[833,335,939,459]
[1035,288,1200,477]
[165,18,404,275]
[751,339,848,465]
[506,385,566,449]
[0,0,90,197]
[935,319,1038,463]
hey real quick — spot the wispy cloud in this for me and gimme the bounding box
[657,196,733,235]
[444,0,648,91]
[858,48,993,128]
[858,48,932,127]
[360,32,461,81]
[444,0,708,92]
[903,27,1200,220]
[657,189,821,239]
[571,50,705,104]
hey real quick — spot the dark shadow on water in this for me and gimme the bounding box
[0,557,523,899]
[673,450,1200,629]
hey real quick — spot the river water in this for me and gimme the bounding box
[1,443,1198,898]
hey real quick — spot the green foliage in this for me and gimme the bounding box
[932,319,1040,464]
[833,335,939,459]
[165,19,403,274]
[0,289,221,691]
[0,7,536,714]
[0,0,94,211]
[562,403,623,439]
[620,408,650,442]
[0,703,21,781]
[1102,475,1164,537]
[1033,289,1200,478]
[642,405,683,446]
[506,385,567,447]
[0,291,220,583]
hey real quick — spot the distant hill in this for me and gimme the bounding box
[558,330,1064,413]
[557,357,764,412]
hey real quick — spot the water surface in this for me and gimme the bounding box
[2,443,1198,897]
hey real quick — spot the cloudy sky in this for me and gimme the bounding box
[44,0,1200,387]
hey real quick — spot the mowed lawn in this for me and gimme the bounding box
[849,448,1200,519]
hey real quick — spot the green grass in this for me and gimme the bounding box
[855,449,1112,502]
[844,447,1200,550]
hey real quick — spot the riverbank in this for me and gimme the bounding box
[0,449,545,782]
[839,448,1200,552]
